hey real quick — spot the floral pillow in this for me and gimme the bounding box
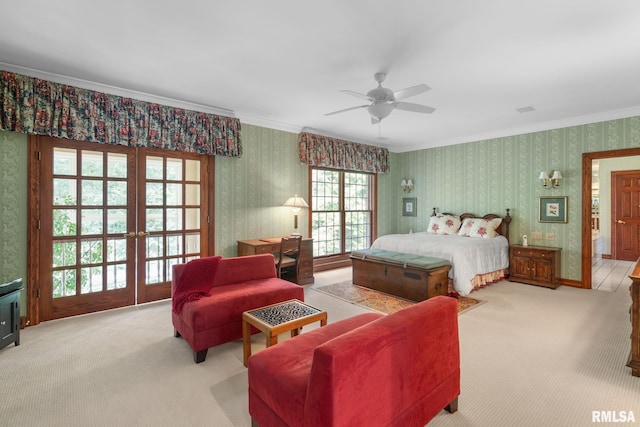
[458,217,503,238]
[427,214,461,235]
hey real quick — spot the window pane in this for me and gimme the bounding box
[53,148,77,175]
[146,156,163,180]
[81,209,103,235]
[81,180,103,206]
[185,160,200,181]
[146,209,163,232]
[107,153,127,178]
[312,212,341,257]
[81,239,103,265]
[166,158,182,181]
[185,184,200,205]
[107,181,127,206]
[185,208,200,229]
[107,209,127,234]
[82,151,103,177]
[53,178,77,205]
[107,238,127,262]
[53,241,76,267]
[166,208,182,231]
[186,233,200,254]
[53,269,77,298]
[146,183,164,205]
[166,183,182,206]
[53,209,77,236]
[311,169,373,257]
[80,266,103,293]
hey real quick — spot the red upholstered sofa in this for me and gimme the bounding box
[248,296,460,427]
[171,254,304,363]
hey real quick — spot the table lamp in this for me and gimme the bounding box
[283,194,309,236]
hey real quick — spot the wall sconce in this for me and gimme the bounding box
[401,179,413,193]
[283,194,309,236]
[539,170,562,189]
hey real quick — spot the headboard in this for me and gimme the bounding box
[434,208,512,240]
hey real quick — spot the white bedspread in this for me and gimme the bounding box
[370,232,509,296]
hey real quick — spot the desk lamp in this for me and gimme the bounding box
[283,195,309,236]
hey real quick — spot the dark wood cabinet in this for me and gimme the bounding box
[237,237,314,285]
[509,245,561,289]
[629,258,640,377]
[0,284,21,351]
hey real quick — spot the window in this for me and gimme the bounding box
[311,168,374,257]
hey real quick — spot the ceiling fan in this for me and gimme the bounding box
[325,73,436,124]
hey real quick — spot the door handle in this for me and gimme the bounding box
[138,231,149,237]
[617,220,626,224]
[123,231,136,238]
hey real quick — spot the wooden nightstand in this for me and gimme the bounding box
[509,245,561,289]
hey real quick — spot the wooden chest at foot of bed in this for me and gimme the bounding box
[350,249,451,302]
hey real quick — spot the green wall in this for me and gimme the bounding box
[214,124,310,257]
[2,115,640,311]
[389,117,640,281]
[0,131,28,314]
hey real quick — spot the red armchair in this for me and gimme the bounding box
[172,254,304,363]
[248,296,460,427]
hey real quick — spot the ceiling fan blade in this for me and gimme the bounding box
[394,84,431,100]
[325,104,369,116]
[395,101,436,114]
[340,90,375,102]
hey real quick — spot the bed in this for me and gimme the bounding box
[369,210,512,296]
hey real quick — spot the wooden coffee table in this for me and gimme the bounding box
[242,299,327,366]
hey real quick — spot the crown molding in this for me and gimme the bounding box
[0,62,235,118]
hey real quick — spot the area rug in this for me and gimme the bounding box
[312,281,485,315]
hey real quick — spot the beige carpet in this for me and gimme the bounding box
[312,280,485,314]
[1,269,638,427]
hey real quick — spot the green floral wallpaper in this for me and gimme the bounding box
[214,124,310,257]
[2,115,640,312]
[386,116,640,281]
[0,131,28,314]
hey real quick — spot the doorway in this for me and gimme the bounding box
[31,136,214,321]
[582,147,640,290]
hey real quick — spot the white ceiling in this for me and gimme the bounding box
[2,0,640,153]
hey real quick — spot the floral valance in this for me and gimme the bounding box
[298,131,389,174]
[0,70,242,157]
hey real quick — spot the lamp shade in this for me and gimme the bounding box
[284,195,309,208]
[538,171,550,180]
[551,170,562,180]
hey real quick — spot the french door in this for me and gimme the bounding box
[37,137,213,321]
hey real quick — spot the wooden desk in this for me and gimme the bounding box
[237,237,314,285]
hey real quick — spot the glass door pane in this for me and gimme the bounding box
[41,139,136,320]
[137,150,206,303]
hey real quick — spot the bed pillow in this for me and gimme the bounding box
[458,217,502,238]
[427,214,461,235]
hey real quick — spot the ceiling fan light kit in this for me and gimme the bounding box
[326,73,436,124]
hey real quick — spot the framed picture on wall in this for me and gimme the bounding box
[539,196,568,223]
[402,198,417,217]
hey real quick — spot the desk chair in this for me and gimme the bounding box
[275,236,302,283]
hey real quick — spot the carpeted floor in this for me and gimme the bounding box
[312,281,484,314]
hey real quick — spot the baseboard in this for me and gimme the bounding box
[561,278,587,289]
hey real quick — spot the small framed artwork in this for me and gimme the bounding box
[402,198,417,217]
[539,196,568,223]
